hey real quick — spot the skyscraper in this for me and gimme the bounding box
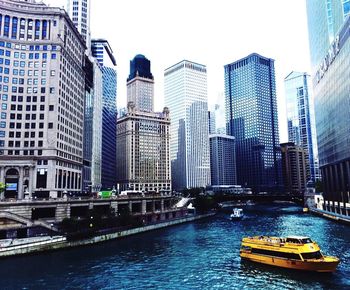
[306,0,350,215]
[91,39,117,190]
[164,60,211,190]
[284,71,320,182]
[67,0,103,193]
[225,53,283,193]
[116,55,171,194]
[209,134,236,186]
[0,0,86,199]
[281,142,309,195]
[66,0,91,49]
[127,55,154,113]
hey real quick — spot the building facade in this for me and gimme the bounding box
[284,71,320,182]
[281,142,309,195]
[306,1,350,215]
[66,0,91,49]
[0,0,86,199]
[225,53,283,193]
[127,54,154,113]
[91,39,117,190]
[164,60,211,190]
[82,58,103,194]
[116,103,171,193]
[117,55,171,194]
[209,134,236,186]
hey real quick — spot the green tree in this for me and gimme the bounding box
[315,179,323,193]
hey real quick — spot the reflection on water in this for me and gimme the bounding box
[0,204,349,290]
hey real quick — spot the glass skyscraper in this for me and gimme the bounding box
[284,71,320,182]
[224,53,283,193]
[209,134,236,186]
[306,0,350,215]
[164,60,211,190]
[91,39,117,190]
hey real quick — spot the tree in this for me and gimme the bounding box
[315,179,323,193]
[0,182,5,199]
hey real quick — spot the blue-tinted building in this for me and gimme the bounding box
[306,1,350,215]
[224,53,283,193]
[91,39,117,190]
[284,72,320,182]
[209,134,236,186]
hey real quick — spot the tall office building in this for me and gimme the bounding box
[116,55,171,193]
[209,134,236,186]
[208,104,220,134]
[66,0,91,49]
[0,0,86,199]
[82,60,102,193]
[306,1,350,215]
[67,0,103,193]
[91,39,117,190]
[127,55,154,112]
[164,60,211,190]
[225,53,283,193]
[281,142,309,195]
[284,71,319,182]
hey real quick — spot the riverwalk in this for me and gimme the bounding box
[309,207,350,225]
[0,212,215,258]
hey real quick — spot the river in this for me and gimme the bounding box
[0,204,349,289]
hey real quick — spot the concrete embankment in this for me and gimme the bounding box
[309,207,350,225]
[0,212,216,258]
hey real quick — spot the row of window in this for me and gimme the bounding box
[0,15,53,41]
[0,149,43,156]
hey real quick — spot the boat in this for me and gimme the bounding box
[240,235,340,272]
[230,208,244,220]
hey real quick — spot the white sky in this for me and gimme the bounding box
[45,0,311,143]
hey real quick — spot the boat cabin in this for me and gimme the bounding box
[285,236,312,244]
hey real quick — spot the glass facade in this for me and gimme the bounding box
[284,71,320,182]
[209,134,236,186]
[91,39,117,190]
[224,53,283,193]
[306,1,350,215]
[164,60,211,190]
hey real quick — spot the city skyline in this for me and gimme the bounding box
[44,0,311,142]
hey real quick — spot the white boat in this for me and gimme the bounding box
[230,208,244,220]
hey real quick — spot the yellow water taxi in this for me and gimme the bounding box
[240,235,339,272]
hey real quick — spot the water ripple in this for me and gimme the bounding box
[0,204,349,289]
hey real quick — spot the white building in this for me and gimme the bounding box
[116,55,171,194]
[0,0,86,199]
[116,103,171,193]
[164,60,211,190]
[67,0,103,193]
[66,0,91,50]
[126,54,154,112]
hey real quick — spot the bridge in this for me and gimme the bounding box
[216,194,304,206]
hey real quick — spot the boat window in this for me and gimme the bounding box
[301,238,312,244]
[251,248,301,260]
[301,251,323,260]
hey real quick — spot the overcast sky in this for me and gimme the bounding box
[45,0,311,142]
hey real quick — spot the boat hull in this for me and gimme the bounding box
[240,252,339,272]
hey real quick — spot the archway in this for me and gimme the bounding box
[5,168,19,199]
